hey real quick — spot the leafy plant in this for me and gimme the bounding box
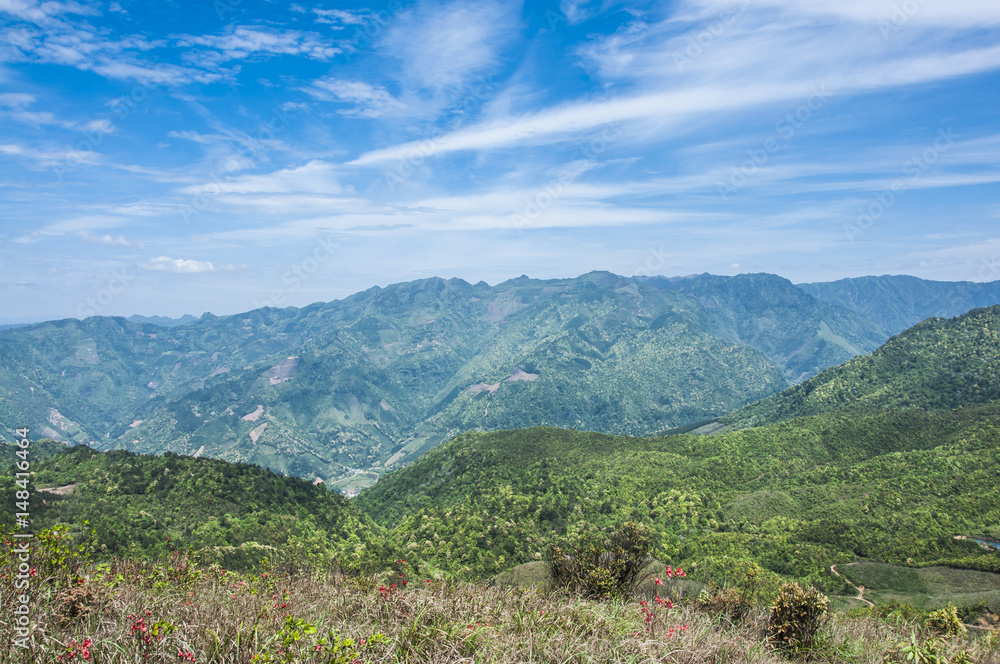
[548,521,653,598]
[766,582,829,650]
[883,634,971,664]
[924,603,966,638]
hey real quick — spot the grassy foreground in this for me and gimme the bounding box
[2,529,999,663]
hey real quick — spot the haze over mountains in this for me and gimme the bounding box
[1,272,998,492]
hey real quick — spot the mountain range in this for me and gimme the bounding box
[353,304,1000,584]
[1,272,997,491]
[7,303,999,595]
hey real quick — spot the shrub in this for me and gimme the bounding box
[766,582,829,650]
[548,521,652,598]
[885,633,973,664]
[696,587,753,624]
[693,558,781,624]
[925,603,967,638]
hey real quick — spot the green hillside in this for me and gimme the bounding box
[356,404,1000,588]
[722,305,1000,429]
[0,444,376,569]
[0,272,891,490]
[798,275,1000,335]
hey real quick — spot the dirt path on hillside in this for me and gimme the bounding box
[830,564,874,607]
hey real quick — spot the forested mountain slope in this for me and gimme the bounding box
[0,444,376,568]
[722,305,1000,429]
[0,272,889,489]
[797,275,1000,335]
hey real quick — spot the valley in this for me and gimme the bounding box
[2,272,998,494]
[3,282,1000,661]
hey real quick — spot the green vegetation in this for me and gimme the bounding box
[548,521,656,598]
[0,444,376,569]
[2,524,998,664]
[798,274,1000,335]
[354,400,1000,590]
[0,272,903,489]
[840,563,1000,612]
[723,305,1000,428]
[766,582,829,651]
[3,279,1000,661]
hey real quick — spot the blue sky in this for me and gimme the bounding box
[1,0,999,322]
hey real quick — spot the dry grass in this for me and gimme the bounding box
[2,557,999,663]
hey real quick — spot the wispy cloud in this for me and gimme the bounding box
[180,160,349,196]
[303,78,406,117]
[312,8,370,26]
[379,0,521,92]
[78,230,144,248]
[141,256,215,273]
[0,142,99,167]
[176,26,340,65]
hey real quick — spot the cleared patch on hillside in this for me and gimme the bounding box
[242,405,264,422]
[840,562,1000,610]
[269,356,300,384]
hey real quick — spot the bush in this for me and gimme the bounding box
[766,582,829,650]
[548,521,652,598]
[696,587,754,624]
[925,603,967,638]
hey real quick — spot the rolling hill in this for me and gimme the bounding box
[721,305,1000,429]
[0,443,376,569]
[0,273,997,491]
[354,304,1000,589]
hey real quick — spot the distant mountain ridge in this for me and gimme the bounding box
[722,304,1000,428]
[797,275,1000,335]
[0,272,997,490]
[126,314,200,328]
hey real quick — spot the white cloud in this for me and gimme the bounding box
[351,0,1000,166]
[180,160,348,196]
[0,0,98,24]
[81,118,116,133]
[380,0,521,92]
[692,0,1000,27]
[168,130,212,144]
[0,92,35,108]
[0,142,99,166]
[304,78,406,118]
[141,256,215,273]
[313,8,370,26]
[176,26,340,64]
[0,91,77,126]
[78,230,141,247]
[90,60,223,85]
